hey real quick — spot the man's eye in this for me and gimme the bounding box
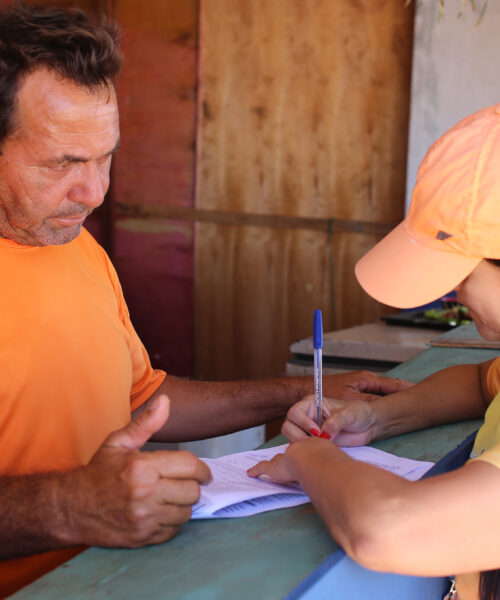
[53,163,70,171]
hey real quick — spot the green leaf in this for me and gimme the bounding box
[475,3,487,25]
[438,0,445,19]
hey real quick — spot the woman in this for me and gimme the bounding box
[249,104,500,600]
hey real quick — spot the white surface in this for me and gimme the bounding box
[143,425,265,459]
[407,0,500,211]
[290,321,435,362]
[179,425,265,458]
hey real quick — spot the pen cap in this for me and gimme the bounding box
[313,309,323,349]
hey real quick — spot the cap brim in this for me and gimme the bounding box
[355,221,482,309]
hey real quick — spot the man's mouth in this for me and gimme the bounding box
[52,213,88,226]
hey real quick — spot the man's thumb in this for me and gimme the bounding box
[105,394,170,450]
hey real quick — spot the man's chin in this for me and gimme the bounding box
[37,223,83,246]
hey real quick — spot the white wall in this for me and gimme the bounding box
[406,0,500,210]
[143,426,265,459]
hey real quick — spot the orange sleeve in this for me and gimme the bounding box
[98,245,166,412]
[486,357,500,398]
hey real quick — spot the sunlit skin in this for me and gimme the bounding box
[0,68,120,246]
[455,259,500,340]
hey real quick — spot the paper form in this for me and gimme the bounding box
[191,444,434,520]
[192,446,308,519]
[342,446,434,481]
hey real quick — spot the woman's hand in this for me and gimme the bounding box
[282,394,379,446]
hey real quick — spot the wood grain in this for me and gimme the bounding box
[111,0,199,375]
[195,0,414,383]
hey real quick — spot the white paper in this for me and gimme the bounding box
[192,445,308,519]
[342,446,434,482]
[191,444,434,519]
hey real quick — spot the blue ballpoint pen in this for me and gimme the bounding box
[313,309,323,427]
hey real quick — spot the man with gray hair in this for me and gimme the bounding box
[0,3,408,595]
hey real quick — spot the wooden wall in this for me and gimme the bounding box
[194,0,414,380]
[111,0,198,376]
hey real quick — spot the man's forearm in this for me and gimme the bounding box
[0,472,76,560]
[148,375,311,442]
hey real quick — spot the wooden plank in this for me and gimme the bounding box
[427,322,500,349]
[115,202,396,235]
[110,0,199,375]
[197,0,412,220]
[113,0,198,210]
[195,0,414,385]
[113,223,195,376]
[194,224,394,381]
[429,339,500,349]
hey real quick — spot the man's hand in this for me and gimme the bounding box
[282,371,412,443]
[65,395,211,548]
[322,371,412,401]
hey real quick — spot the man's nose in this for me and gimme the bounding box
[68,161,109,208]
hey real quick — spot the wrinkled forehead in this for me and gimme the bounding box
[13,68,119,143]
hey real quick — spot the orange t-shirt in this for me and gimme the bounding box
[0,229,165,597]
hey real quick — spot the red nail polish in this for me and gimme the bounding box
[320,431,331,440]
[310,428,320,437]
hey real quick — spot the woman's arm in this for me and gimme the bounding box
[283,361,494,445]
[371,360,494,441]
[249,438,500,576]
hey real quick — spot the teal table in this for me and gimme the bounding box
[12,325,500,599]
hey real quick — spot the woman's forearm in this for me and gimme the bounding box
[285,440,413,568]
[284,438,500,576]
[371,362,491,441]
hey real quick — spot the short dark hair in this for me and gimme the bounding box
[0,2,123,146]
[480,569,500,600]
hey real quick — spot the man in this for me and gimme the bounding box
[0,4,408,596]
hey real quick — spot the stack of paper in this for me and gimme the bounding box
[191,444,434,520]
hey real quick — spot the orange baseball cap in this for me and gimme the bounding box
[355,104,500,309]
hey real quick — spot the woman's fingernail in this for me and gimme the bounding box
[310,428,320,437]
[320,431,331,440]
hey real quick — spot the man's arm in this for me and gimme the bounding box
[138,372,412,443]
[282,361,493,444]
[0,396,211,560]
